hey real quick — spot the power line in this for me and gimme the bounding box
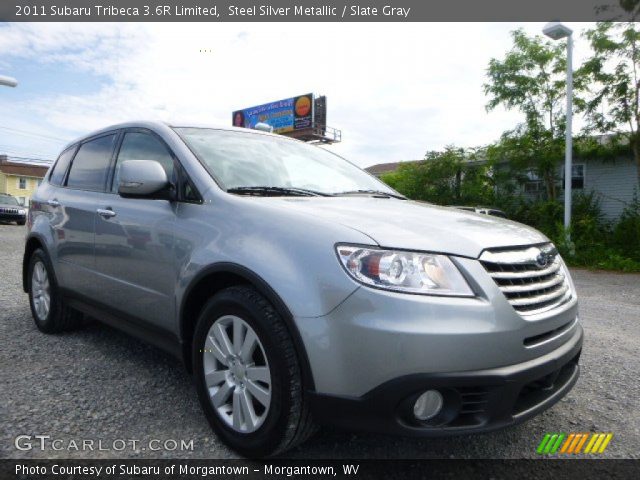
[0,149,53,162]
[0,125,69,142]
[0,144,56,159]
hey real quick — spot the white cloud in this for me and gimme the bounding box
[0,22,594,166]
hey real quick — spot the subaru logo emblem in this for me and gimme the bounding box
[536,250,552,267]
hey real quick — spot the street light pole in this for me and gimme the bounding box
[543,21,573,238]
[563,33,573,235]
[0,75,18,87]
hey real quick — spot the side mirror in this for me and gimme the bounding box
[118,160,172,199]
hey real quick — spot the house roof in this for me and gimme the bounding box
[0,156,50,178]
[365,160,424,176]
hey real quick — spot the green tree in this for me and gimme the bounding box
[577,21,640,182]
[381,146,494,205]
[483,29,569,199]
[485,126,563,201]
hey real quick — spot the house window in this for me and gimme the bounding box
[523,170,542,193]
[37,179,43,186]
[562,164,585,190]
[18,177,27,189]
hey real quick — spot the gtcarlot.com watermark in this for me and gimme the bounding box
[14,435,195,452]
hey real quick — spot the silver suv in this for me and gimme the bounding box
[23,121,582,457]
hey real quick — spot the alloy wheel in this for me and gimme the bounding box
[31,261,51,321]
[202,315,272,433]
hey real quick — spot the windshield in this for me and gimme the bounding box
[174,128,397,196]
[0,195,19,206]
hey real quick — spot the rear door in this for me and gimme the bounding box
[51,133,118,297]
[93,129,177,331]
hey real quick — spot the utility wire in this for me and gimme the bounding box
[0,125,69,142]
[0,144,56,159]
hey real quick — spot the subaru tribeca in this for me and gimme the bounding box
[23,121,582,457]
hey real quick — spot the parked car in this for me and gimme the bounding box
[23,122,582,457]
[452,206,508,218]
[0,193,27,225]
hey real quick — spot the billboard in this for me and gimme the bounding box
[232,93,313,133]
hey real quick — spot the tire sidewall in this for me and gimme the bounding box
[192,289,294,457]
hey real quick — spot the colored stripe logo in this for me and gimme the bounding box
[537,433,613,455]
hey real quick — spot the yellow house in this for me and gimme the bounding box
[0,155,50,206]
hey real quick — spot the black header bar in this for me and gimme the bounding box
[2,0,637,22]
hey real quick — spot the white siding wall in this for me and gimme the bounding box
[558,156,639,220]
[498,154,638,220]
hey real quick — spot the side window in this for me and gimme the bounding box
[49,147,75,186]
[66,134,117,191]
[182,178,200,202]
[112,132,175,192]
[180,168,201,203]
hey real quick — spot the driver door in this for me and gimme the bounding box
[93,129,178,331]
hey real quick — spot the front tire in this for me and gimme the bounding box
[27,249,83,333]
[193,286,316,457]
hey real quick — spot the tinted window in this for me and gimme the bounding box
[66,135,116,191]
[49,147,76,186]
[181,174,200,202]
[112,132,175,192]
[0,194,19,206]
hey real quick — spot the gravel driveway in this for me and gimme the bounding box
[1,223,638,459]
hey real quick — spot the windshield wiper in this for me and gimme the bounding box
[334,189,406,200]
[227,186,331,197]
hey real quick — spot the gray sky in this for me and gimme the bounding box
[0,22,592,166]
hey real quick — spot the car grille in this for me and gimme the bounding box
[0,207,20,214]
[480,244,572,316]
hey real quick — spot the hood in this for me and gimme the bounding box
[255,197,548,258]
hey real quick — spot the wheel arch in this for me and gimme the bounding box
[179,263,316,391]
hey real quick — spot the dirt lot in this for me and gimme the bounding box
[1,223,638,459]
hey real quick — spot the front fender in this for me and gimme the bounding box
[174,202,372,320]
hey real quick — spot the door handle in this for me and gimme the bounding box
[97,208,117,219]
[47,199,61,207]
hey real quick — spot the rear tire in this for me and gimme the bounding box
[27,249,83,333]
[193,286,316,457]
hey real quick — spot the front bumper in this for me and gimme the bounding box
[0,213,26,222]
[308,324,582,436]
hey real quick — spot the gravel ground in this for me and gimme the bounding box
[1,223,638,459]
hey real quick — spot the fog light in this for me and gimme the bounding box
[413,390,443,421]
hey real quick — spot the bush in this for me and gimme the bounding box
[613,191,640,262]
[381,147,496,206]
[470,191,639,271]
[379,157,640,272]
[503,199,564,240]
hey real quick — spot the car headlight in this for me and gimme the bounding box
[18,209,26,215]
[335,244,474,296]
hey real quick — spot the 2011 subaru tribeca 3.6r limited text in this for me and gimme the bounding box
[23,121,582,457]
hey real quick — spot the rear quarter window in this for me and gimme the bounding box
[49,147,76,186]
